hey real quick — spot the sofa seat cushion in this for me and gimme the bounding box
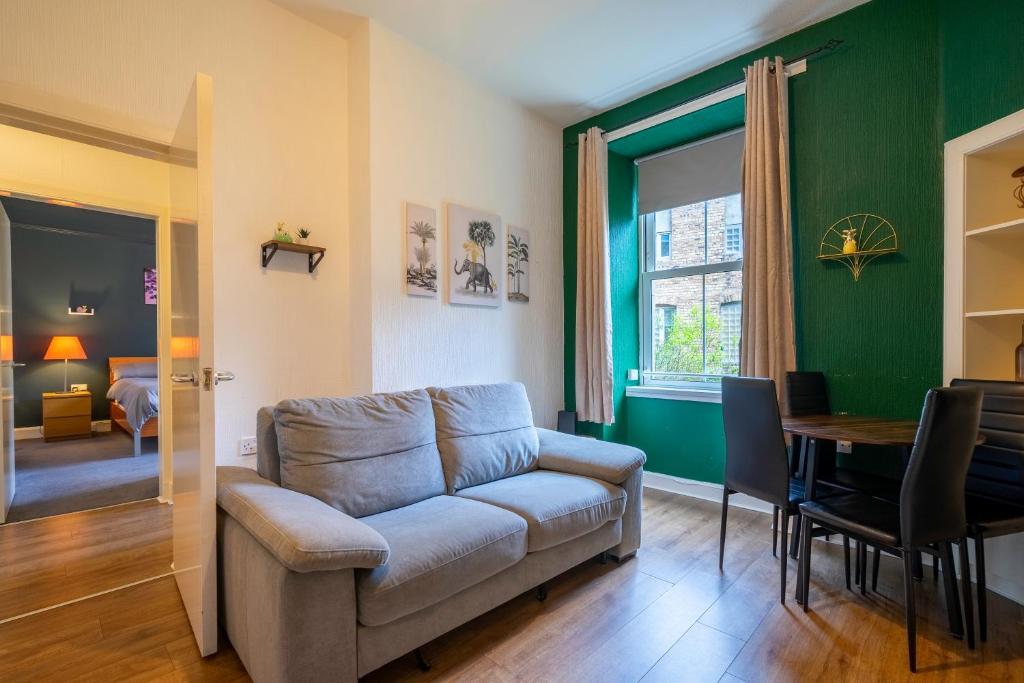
[456,471,626,552]
[356,495,527,627]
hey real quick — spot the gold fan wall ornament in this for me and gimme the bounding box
[817,213,898,281]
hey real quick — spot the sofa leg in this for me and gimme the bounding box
[598,551,608,565]
[536,583,548,602]
[414,648,431,672]
[610,551,636,565]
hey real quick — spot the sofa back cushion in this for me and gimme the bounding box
[256,406,282,484]
[429,383,539,493]
[273,389,445,517]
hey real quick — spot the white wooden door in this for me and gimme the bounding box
[169,74,228,656]
[0,200,13,524]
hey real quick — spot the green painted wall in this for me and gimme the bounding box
[563,0,1024,484]
[940,0,1024,141]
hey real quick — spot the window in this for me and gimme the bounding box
[654,209,672,261]
[655,304,676,345]
[636,128,744,392]
[724,194,742,258]
[720,301,741,372]
[640,194,743,388]
[658,231,671,258]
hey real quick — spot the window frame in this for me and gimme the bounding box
[638,205,743,392]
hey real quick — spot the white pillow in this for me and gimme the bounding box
[112,361,157,380]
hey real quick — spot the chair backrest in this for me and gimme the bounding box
[951,379,1024,505]
[784,371,831,416]
[900,386,983,547]
[721,376,790,508]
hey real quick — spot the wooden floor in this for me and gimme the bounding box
[0,498,172,621]
[2,489,1022,681]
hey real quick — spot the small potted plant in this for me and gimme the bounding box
[273,221,292,243]
[296,227,312,245]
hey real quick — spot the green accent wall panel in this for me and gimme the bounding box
[562,0,1024,483]
[627,398,726,484]
[940,0,1024,141]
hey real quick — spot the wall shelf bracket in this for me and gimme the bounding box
[817,214,898,281]
[261,239,326,273]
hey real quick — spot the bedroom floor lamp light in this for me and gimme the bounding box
[44,335,87,393]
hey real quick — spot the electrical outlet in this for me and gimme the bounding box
[837,440,853,454]
[238,437,257,456]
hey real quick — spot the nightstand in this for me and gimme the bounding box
[42,391,93,441]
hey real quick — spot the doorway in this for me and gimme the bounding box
[0,119,176,627]
[0,195,161,523]
[0,76,220,657]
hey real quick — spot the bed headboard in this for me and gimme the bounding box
[108,356,158,384]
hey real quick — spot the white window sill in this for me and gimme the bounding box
[625,385,722,403]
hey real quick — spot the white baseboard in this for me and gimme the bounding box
[643,468,1024,607]
[14,420,112,440]
[643,471,774,514]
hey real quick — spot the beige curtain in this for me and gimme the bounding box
[575,127,615,424]
[740,57,796,406]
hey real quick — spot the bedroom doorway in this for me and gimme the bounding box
[0,194,164,523]
[0,78,217,653]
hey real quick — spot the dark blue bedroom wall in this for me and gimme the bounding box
[3,197,157,428]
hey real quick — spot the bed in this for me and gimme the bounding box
[107,356,159,457]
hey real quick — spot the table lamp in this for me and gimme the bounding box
[44,335,87,392]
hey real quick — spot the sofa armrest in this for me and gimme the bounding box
[217,466,390,573]
[536,428,646,485]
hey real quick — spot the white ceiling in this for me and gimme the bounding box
[274,0,867,126]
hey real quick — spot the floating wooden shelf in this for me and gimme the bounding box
[261,240,325,273]
[965,216,1024,238]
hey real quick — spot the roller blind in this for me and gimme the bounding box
[637,129,744,215]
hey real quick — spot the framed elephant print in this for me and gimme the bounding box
[446,203,502,307]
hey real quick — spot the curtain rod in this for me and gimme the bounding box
[566,38,844,148]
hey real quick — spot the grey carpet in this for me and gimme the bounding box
[6,430,158,523]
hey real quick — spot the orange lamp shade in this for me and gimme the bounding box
[171,335,199,359]
[43,335,87,361]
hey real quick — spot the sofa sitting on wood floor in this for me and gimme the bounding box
[216,382,646,683]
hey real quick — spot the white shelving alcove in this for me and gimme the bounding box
[943,107,1024,608]
[945,108,1024,383]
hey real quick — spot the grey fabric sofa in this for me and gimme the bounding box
[216,382,646,683]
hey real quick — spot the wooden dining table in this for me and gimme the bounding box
[782,414,984,500]
[782,414,917,499]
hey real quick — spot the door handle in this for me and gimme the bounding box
[171,372,198,385]
[202,368,235,390]
[1,362,26,368]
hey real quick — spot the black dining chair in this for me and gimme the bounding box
[785,371,908,584]
[786,371,903,503]
[950,379,1024,643]
[721,376,831,604]
[796,386,983,672]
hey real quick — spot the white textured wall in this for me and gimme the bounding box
[0,0,350,465]
[362,22,564,427]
